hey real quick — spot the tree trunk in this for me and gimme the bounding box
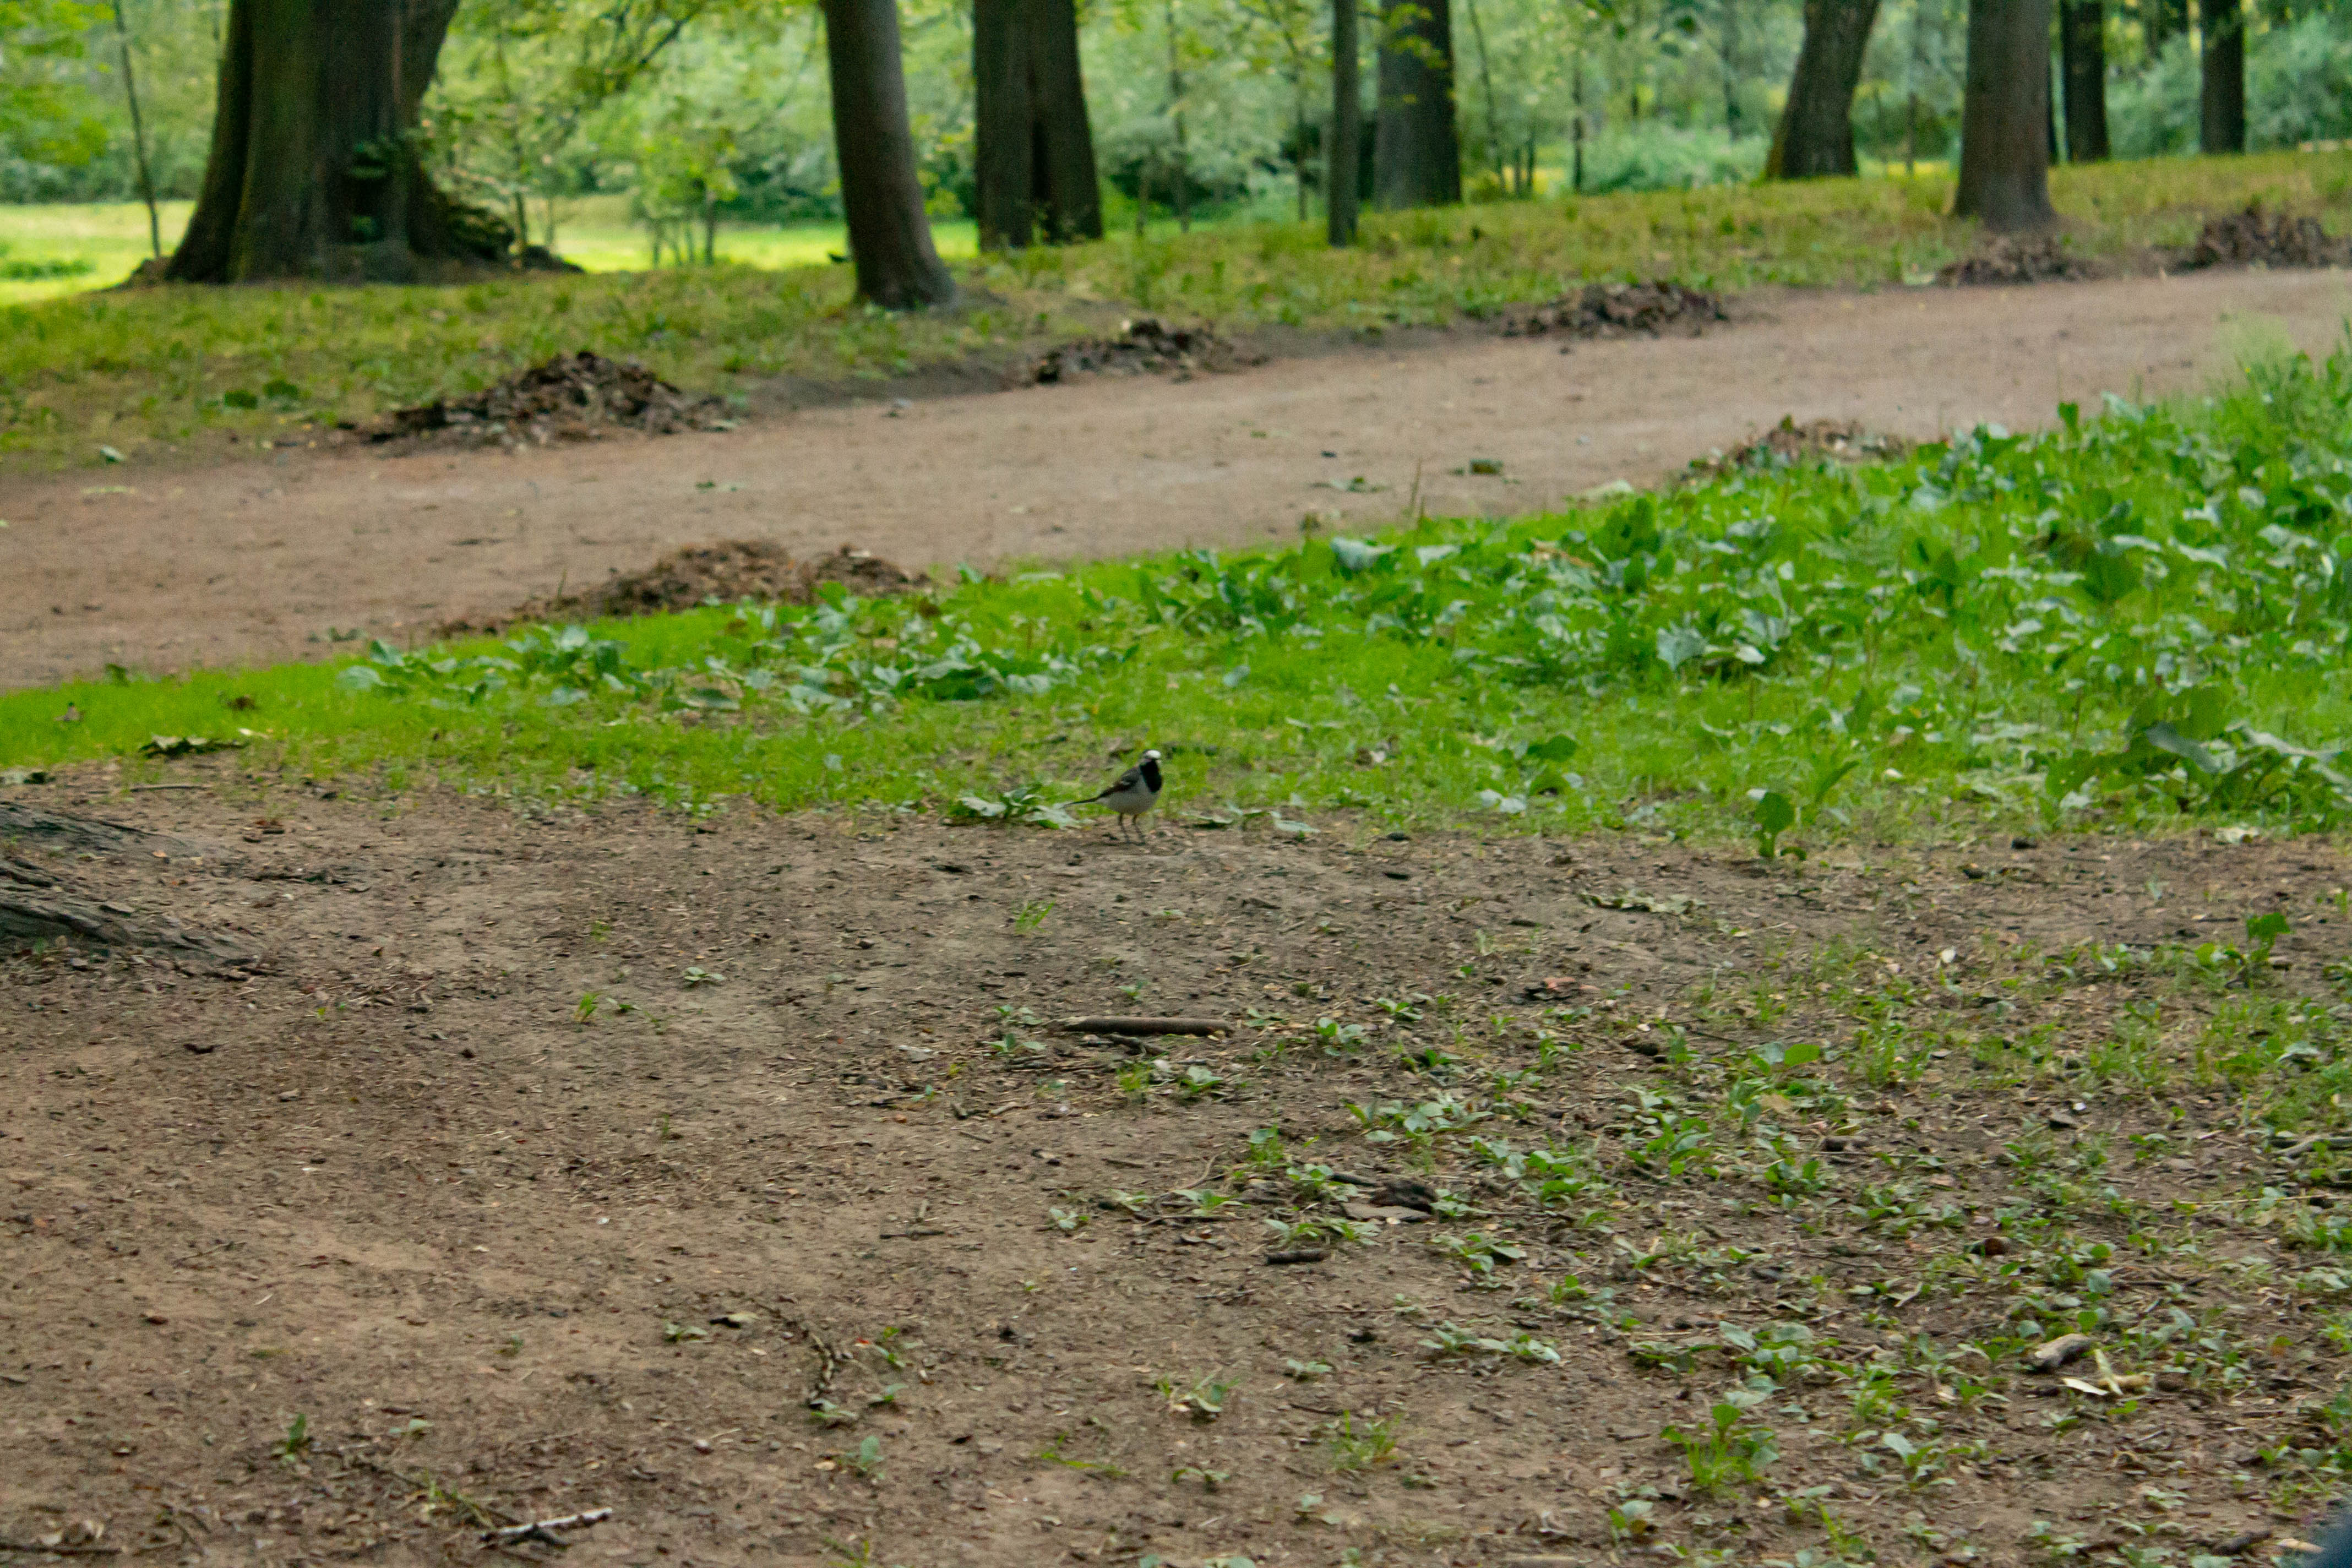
[1953,0,2057,231]
[2059,0,2108,161]
[1328,0,1360,243]
[166,0,500,283]
[1720,0,1740,134]
[1463,0,1501,185]
[2199,0,2244,154]
[824,0,956,308]
[1373,0,1461,208]
[974,0,1102,248]
[1764,0,1882,178]
[2146,0,2187,52]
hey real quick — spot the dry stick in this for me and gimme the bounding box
[482,1508,613,1547]
[0,1547,120,1558]
[107,0,161,260]
[1059,1015,1228,1036]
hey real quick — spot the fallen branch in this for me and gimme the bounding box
[483,1508,612,1547]
[0,1545,121,1558]
[1059,1016,1229,1036]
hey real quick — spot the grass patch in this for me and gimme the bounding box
[8,339,2352,850]
[3,150,2349,471]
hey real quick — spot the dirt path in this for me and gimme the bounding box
[3,266,2348,689]
[6,772,2350,1566]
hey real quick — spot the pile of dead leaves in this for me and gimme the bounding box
[1027,318,1256,384]
[1683,416,1910,482]
[356,351,733,449]
[1497,281,1728,341]
[2171,203,2351,271]
[1937,234,2095,286]
[501,542,924,628]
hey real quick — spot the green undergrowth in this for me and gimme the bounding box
[3,149,2347,472]
[9,345,2352,848]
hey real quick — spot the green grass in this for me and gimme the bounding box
[8,339,2352,851]
[0,195,986,305]
[4,149,2350,471]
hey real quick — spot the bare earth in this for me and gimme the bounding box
[6,770,2352,1567]
[2,266,2349,689]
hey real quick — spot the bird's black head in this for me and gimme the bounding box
[1139,749,1162,789]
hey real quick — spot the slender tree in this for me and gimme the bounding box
[974,0,1102,248]
[166,0,508,282]
[1953,0,2056,230]
[105,0,160,259]
[1373,0,1460,208]
[1164,0,1192,231]
[2059,0,2108,161]
[1764,0,1881,178]
[2199,0,2245,154]
[1327,0,1360,243]
[1719,0,1739,134]
[824,0,956,307]
[2144,0,2187,51]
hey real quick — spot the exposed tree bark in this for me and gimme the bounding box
[166,0,502,284]
[1765,0,1882,178]
[1373,0,1460,208]
[1953,0,2057,231]
[973,0,1102,248]
[2060,0,2108,161]
[824,0,957,308]
[2199,0,2244,154]
[1327,0,1360,244]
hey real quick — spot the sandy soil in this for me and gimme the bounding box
[2,266,2348,690]
[6,767,2352,1565]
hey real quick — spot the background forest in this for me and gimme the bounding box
[8,0,2352,258]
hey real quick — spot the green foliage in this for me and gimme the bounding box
[0,0,107,184]
[7,149,2351,467]
[1660,1390,1779,1491]
[14,356,2352,852]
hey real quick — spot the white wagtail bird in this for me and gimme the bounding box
[1074,749,1162,840]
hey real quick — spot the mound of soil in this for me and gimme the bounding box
[1498,280,1729,340]
[2173,203,2352,270]
[360,350,732,448]
[526,541,924,624]
[1027,318,1256,383]
[1684,415,1910,481]
[1937,233,2095,286]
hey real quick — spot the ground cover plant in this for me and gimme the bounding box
[8,338,2352,854]
[2,149,2346,471]
[7,741,2352,1566]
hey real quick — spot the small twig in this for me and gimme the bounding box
[128,784,208,792]
[482,1507,613,1547]
[0,1545,121,1557]
[1059,1015,1229,1036]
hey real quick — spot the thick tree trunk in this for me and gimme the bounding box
[1373,0,1461,209]
[974,0,1102,248]
[2199,0,2244,154]
[166,0,499,283]
[1764,0,1882,178]
[824,0,956,308]
[1327,0,1360,244]
[2060,0,2108,161]
[1953,0,2057,231]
